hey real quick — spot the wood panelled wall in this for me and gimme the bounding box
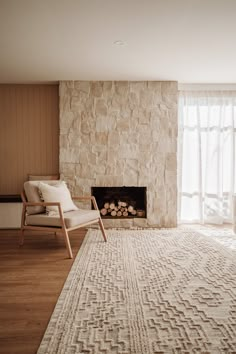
[0,84,59,195]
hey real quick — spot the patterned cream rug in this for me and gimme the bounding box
[37,228,236,354]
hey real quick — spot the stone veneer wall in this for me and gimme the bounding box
[59,81,178,228]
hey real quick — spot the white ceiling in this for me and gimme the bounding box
[1,0,236,84]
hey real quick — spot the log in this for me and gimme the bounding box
[128,205,134,213]
[117,211,122,217]
[111,210,117,216]
[123,211,128,217]
[110,203,115,210]
[131,210,137,215]
[100,208,107,216]
[104,202,110,209]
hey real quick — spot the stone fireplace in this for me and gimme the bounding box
[59,81,178,228]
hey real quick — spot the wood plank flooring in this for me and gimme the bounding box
[0,228,87,354]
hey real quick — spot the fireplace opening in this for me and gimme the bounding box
[91,187,147,219]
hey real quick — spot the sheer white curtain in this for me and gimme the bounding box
[178,91,236,224]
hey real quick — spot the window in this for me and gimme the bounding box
[178,91,236,224]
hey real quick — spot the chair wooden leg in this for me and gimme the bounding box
[19,228,24,246]
[98,218,107,242]
[20,202,26,246]
[62,229,73,259]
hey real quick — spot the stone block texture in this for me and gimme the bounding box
[59,81,178,227]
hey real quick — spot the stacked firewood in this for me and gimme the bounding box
[100,201,137,217]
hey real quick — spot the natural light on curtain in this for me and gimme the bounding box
[178,91,236,224]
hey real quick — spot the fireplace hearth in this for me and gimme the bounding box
[91,187,147,219]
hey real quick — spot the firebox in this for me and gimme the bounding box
[91,187,147,219]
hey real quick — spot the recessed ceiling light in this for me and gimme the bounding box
[113,40,127,46]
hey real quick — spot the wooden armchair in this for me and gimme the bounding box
[20,181,107,258]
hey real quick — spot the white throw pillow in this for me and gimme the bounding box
[38,181,78,216]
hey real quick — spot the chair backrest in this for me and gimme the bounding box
[24,180,61,215]
[28,174,59,181]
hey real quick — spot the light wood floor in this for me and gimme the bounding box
[0,228,87,354]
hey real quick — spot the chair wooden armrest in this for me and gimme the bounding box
[23,201,61,207]
[21,190,63,214]
[72,196,99,210]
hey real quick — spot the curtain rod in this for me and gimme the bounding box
[178,83,236,91]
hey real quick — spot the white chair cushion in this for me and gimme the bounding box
[38,181,78,216]
[24,180,62,215]
[25,209,100,228]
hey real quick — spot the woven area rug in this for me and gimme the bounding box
[37,228,236,354]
